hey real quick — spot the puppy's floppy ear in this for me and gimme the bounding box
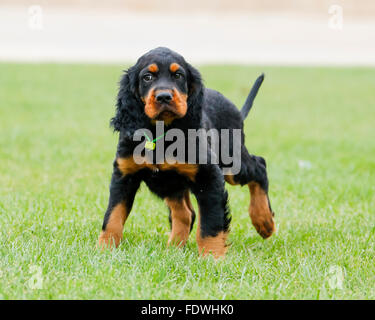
[111,66,144,136]
[186,62,203,106]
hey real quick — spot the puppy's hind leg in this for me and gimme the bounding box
[166,190,195,247]
[225,147,275,239]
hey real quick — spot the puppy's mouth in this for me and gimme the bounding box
[154,106,179,120]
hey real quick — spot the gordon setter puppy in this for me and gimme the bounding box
[98,47,275,258]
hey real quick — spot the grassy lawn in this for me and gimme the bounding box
[0,62,374,300]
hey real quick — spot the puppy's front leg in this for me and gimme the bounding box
[98,162,140,248]
[192,164,231,259]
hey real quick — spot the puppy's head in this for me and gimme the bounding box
[112,47,203,133]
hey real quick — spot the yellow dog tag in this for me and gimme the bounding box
[145,141,155,150]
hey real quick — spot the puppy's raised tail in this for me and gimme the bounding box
[240,73,265,119]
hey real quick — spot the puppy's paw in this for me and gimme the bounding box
[250,212,275,239]
[197,231,229,259]
[96,231,122,249]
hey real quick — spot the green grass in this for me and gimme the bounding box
[0,62,374,300]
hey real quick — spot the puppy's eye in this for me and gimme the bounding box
[143,73,153,82]
[173,72,183,80]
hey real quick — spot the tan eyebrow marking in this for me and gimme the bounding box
[170,63,180,73]
[148,64,159,73]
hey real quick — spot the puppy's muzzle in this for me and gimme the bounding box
[153,90,178,118]
[144,88,187,122]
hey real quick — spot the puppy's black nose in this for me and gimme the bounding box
[156,92,172,103]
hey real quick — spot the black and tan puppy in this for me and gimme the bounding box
[98,47,275,258]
